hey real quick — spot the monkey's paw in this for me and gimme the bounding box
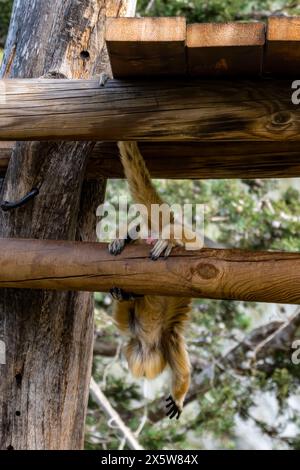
[165,395,182,420]
[110,287,139,302]
[109,239,126,256]
[150,240,174,261]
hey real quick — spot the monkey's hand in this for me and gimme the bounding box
[150,240,176,260]
[150,223,203,260]
[165,395,182,420]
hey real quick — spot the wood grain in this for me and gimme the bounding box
[2,141,300,179]
[187,22,265,76]
[0,78,298,141]
[0,239,299,304]
[88,141,300,179]
[265,17,300,75]
[106,17,186,77]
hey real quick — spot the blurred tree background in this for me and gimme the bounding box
[1,0,300,451]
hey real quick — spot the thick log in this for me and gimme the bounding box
[187,22,265,77]
[0,0,135,451]
[2,140,300,180]
[0,79,299,141]
[0,239,300,304]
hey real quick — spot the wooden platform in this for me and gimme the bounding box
[105,16,300,78]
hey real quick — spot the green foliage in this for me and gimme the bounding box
[137,0,300,22]
[0,0,13,46]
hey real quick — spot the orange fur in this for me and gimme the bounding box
[113,141,193,413]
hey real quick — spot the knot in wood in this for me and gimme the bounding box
[271,111,292,127]
[196,262,219,280]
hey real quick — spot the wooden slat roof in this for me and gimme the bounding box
[105,16,300,78]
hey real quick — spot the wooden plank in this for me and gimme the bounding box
[3,141,300,179]
[0,78,298,141]
[187,22,265,77]
[0,238,300,304]
[106,17,186,77]
[265,16,300,76]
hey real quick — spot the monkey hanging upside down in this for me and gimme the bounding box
[109,142,202,419]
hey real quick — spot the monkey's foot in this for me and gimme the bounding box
[150,240,174,261]
[165,395,182,420]
[110,287,140,302]
[109,239,126,256]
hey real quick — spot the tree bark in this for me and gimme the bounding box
[0,0,135,450]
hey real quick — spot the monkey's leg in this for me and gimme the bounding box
[113,298,135,334]
[165,334,191,420]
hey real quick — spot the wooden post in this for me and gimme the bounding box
[0,0,136,450]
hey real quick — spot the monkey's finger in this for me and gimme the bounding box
[166,400,174,409]
[166,395,173,402]
[167,407,178,419]
[110,287,123,300]
[150,240,168,260]
[110,287,130,301]
[176,409,181,420]
[164,243,173,259]
[108,239,126,256]
[166,405,176,416]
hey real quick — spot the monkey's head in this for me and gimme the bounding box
[125,338,166,380]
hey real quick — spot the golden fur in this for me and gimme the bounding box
[111,141,200,415]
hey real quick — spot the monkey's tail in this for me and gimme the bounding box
[118,141,163,212]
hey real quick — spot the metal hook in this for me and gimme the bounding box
[1,188,39,212]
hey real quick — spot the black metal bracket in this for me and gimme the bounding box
[1,188,39,212]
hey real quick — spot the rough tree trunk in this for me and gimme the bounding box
[0,0,136,450]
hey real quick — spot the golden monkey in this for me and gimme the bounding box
[109,142,202,419]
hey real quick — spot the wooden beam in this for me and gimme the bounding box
[2,141,300,179]
[89,141,300,179]
[187,22,265,77]
[265,17,300,75]
[105,17,186,77]
[0,238,300,304]
[0,79,298,141]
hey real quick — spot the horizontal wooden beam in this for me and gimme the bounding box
[0,78,298,141]
[0,238,300,303]
[2,140,300,179]
[90,141,300,179]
